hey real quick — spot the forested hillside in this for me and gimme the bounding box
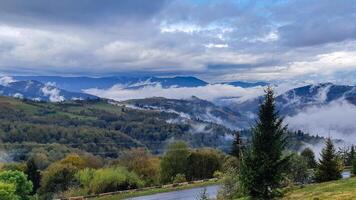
[0,96,233,162]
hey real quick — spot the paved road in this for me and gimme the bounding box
[125,185,220,200]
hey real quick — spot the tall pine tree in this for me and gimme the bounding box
[25,158,41,194]
[239,87,289,199]
[230,131,243,159]
[315,138,342,182]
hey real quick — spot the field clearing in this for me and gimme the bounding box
[282,177,356,200]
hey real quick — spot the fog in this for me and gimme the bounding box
[285,100,356,144]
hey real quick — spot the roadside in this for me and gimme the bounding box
[60,178,220,200]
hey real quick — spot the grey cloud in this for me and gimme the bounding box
[274,0,356,47]
[0,0,168,26]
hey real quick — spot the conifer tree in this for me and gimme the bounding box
[25,158,41,194]
[315,138,342,182]
[349,145,355,166]
[230,131,243,159]
[301,148,317,169]
[239,87,289,199]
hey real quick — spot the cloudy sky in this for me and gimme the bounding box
[1,0,356,83]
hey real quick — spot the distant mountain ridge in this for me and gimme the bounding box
[123,96,249,129]
[14,76,209,92]
[13,76,269,92]
[221,81,269,88]
[0,80,97,102]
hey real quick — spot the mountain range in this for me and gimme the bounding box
[0,76,355,137]
[0,79,97,102]
[12,76,268,92]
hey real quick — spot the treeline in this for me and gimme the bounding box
[0,142,238,199]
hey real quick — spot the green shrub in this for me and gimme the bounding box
[39,163,77,198]
[0,170,33,200]
[0,181,19,200]
[172,173,186,184]
[77,167,144,194]
[75,168,95,189]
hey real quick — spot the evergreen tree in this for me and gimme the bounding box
[239,87,289,199]
[301,148,317,169]
[25,158,41,194]
[349,145,355,166]
[315,138,342,182]
[230,131,243,159]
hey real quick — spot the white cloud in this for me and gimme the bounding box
[0,76,16,86]
[0,25,89,69]
[84,82,304,105]
[85,84,266,103]
[204,43,228,48]
[285,100,356,144]
[41,84,65,102]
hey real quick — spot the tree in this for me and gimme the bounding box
[186,148,223,181]
[348,145,355,166]
[39,163,78,198]
[352,157,356,175]
[230,132,243,159]
[0,170,33,200]
[301,148,317,169]
[286,153,310,185]
[160,141,190,184]
[118,148,160,186]
[25,158,41,194]
[315,138,343,182]
[0,181,19,200]
[239,87,289,199]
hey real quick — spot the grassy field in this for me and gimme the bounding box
[282,177,356,200]
[91,179,219,200]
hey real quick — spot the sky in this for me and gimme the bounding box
[0,0,356,83]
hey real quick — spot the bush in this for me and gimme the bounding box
[0,170,33,200]
[116,148,160,186]
[39,163,78,198]
[186,148,223,181]
[172,173,186,184]
[217,168,240,200]
[0,181,19,200]
[77,167,144,194]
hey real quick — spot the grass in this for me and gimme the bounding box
[91,179,220,200]
[282,177,356,200]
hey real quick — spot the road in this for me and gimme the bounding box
[125,185,220,200]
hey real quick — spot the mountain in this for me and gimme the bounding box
[221,81,269,88]
[228,83,356,125]
[0,80,97,102]
[275,83,356,114]
[123,96,248,129]
[13,76,208,92]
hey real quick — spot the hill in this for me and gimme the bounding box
[123,96,248,129]
[0,96,233,163]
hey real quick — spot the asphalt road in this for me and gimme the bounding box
[125,185,220,200]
